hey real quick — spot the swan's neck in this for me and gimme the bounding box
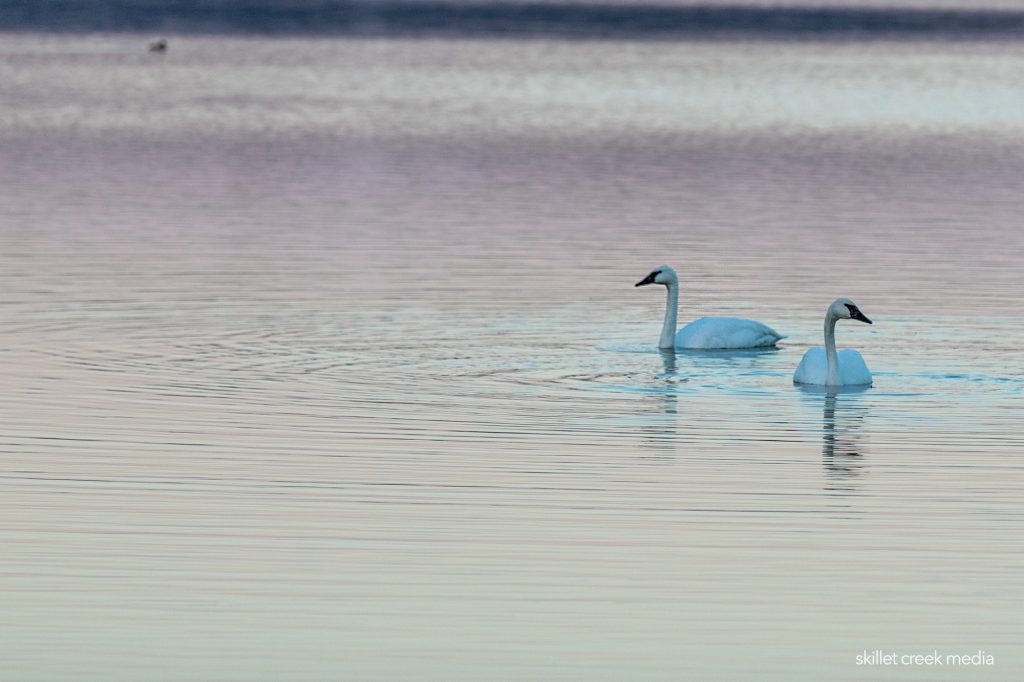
[824,311,840,386]
[659,283,678,349]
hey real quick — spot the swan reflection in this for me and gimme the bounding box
[799,385,870,483]
[638,349,680,451]
[638,347,783,452]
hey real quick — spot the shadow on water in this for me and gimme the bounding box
[797,384,871,487]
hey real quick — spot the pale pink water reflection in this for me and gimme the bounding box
[0,34,1022,681]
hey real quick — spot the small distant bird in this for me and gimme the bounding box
[148,39,167,53]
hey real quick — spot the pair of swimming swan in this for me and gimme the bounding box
[635,265,873,387]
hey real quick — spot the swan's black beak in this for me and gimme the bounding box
[635,273,656,287]
[851,309,872,324]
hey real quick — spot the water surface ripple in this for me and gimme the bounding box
[0,34,1022,681]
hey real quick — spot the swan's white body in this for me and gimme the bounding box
[794,348,872,386]
[636,265,783,350]
[675,316,783,350]
[793,298,873,387]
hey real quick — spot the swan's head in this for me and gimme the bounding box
[635,265,678,288]
[831,297,872,324]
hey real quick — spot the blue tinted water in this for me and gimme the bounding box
[0,33,1021,681]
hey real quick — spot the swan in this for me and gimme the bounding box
[793,298,873,387]
[635,265,783,350]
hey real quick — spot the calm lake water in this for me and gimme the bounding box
[0,33,1022,680]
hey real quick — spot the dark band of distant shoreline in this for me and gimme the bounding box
[4,2,1024,39]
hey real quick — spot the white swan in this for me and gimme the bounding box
[635,265,783,350]
[793,298,873,387]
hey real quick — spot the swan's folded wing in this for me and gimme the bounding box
[676,317,783,349]
[793,347,827,384]
[838,349,873,385]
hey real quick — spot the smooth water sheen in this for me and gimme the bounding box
[0,34,1022,680]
